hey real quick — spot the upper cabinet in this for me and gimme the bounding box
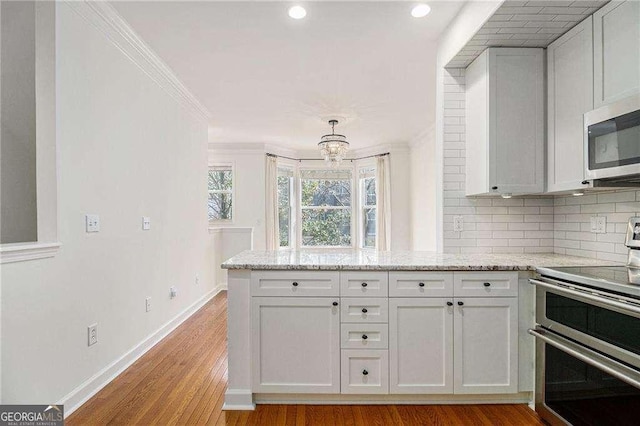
[593,0,640,108]
[547,17,593,193]
[465,48,544,197]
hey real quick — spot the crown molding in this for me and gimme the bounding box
[65,1,211,123]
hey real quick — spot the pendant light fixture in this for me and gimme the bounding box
[318,119,349,167]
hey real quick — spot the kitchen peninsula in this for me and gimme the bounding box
[221,250,615,410]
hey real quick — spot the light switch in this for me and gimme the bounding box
[85,214,100,233]
[142,217,151,230]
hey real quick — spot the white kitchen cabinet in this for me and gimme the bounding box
[453,297,518,394]
[547,17,594,193]
[389,298,454,394]
[251,297,340,393]
[465,48,544,197]
[593,0,640,108]
[341,349,389,394]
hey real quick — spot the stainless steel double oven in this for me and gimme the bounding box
[530,267,640,425]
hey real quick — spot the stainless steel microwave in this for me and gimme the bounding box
[585,94,640,180]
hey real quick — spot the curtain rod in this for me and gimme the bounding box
[266,152,390,162]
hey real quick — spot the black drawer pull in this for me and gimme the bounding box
[362,334,368,340]
[362,370,369,376]
[491,186,498,190]
[446,301,453,306]
[332,301,338,306]
[361,282,368,287]
[362,308,368,313]
[483,282,491,287]
[418,282,425,287]
[292,282,298,287]
[458,301,464,306]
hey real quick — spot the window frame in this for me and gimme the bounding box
[208,163,235,223]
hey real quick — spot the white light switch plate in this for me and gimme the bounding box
[142,216,151,230]
[453,216,464,232]
[85,214,100,233]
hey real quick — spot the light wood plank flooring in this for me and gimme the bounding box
[67,291,543,425]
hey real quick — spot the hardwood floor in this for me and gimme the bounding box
[67,292,543,425]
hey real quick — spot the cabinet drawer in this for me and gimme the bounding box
[389,272,453,297]
[341,323,388,349]
[251,271,339,297]
[340,271,388,297]
[453,272,518,297]
[341,349,389,394]
[341,298,388,323]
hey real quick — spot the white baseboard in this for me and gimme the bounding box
[60,287,221,417]
[222,389,255,411]
[215,282,228,292]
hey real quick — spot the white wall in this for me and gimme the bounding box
[1,2,214,406]
[389,148,411,251]
[409,129,437,251]
[1,1,38,243]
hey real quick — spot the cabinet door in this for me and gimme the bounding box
[389,298,453,394]
[547,17,593,193]
[489,48,544,195]
[594,0,640,107]
[252,297,340,393]
[454,297,518,394]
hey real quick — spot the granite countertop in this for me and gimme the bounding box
[221,249,621,271]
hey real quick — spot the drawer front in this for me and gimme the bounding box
[340,271,388,297]
[251,271,339,297]
[389,272,453,297]
[453,272,518,297]
[341,323,388,349]
[341,349,389,394]
[340,298,388,323]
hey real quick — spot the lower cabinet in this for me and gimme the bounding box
[341,349,389,394]
[389,298,454,394]
[389,297,519,395]
[453,297,519,394]
[251,297,340,393]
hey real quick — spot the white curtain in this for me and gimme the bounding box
[265,155,279,250]
[376,155,391,251]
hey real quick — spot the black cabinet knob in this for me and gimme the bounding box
[332,301,338,306]
[491,186,498,190]
[362,334,368,340]
[292,282,298,287]
[447,301,453,306]
[483,282,491,287]
[458,301,464,306]
[362,370,369,376]
[362,308,368,313]
[582,180,589,185]
[418,282,425,287]
[361,282,368,287]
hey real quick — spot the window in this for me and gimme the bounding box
[278,167,293,247]
[359,167,376,248]
[208,165,233,221]
[300,169,353,247]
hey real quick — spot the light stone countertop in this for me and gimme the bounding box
[221,249,621,271]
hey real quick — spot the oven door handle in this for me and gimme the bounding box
[530,277,640,318]
[529,327,640,390]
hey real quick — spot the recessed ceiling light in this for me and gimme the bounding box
[288,6,307,20]
[411,4,431,18]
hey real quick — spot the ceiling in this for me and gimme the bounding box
[447,0,609,68]
[111,1,466,150]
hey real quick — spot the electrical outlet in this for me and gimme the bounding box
[85,214,100,233]
[591,216,607,234]
[170,286,178,299]
[145,297,152,312]
[88,323,98,346]
[453,216,464,232]
[142,217,151,230]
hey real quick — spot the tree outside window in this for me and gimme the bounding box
[208,165,233,221]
